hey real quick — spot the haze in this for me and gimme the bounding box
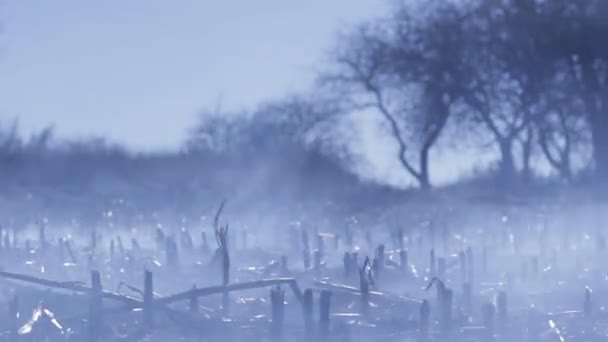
[0,0,384,151]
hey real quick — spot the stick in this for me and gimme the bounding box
[459,251,466,284]
[143,270,154,327]
[303,289,314,337]
[189,285,199,313]
[9,295,18,341]
[359,258,371,320]
[466,247,474,285]
[0,271,140,307]
[343,252,354,279]
[213,200,226,232]
[482,302,495,338]
[419,299,430,342]
[462,282,472,314]
[437,257,446,281]
[302,230,311,271]
[313,250,322,272]
[440,288,453,336]
[109,240,115,261]
[64,239,78,264]
[314,280,421,304]
[319,290,332,340]
[584,287,592,317]
[270,286,285,339]
[430,249,436,278]
[497,291,507,334]
[400,250,408,273]
[158,278,303,305]
[89,270,103,340]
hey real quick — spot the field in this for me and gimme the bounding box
[0,188,606,342]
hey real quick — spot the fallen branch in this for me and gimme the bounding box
[0,270,140,307]
[158,278,303,305]
[313,280,421,305]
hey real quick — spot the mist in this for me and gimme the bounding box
[1,0,608,341]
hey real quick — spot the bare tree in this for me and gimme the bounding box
[535,91,590,180]
[461,72,530,180]
[186,91,342,155]
[323,0,470,189]
[185,110,253,156]
[0,119,23,162]
[246,94,343,156]
[518,125,535,182]
[560,2,608,179]
[460,0,554,182]
[525,0,608,179]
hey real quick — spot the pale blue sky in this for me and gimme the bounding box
[0,0,385,151]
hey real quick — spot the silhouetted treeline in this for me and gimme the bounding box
[320,0,607,188]
[188,0,607,190]
[2,0,608,220]
[0,114,400,225]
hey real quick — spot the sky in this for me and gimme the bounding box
[0,0,386,151]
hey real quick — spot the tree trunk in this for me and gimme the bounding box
[538,129,573,182]
[418,146,432,190]
[580,63,608,181]
[521,127,534,183]
[498,139,516,182]
[589,110,608,180]
[560,163,573,182]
